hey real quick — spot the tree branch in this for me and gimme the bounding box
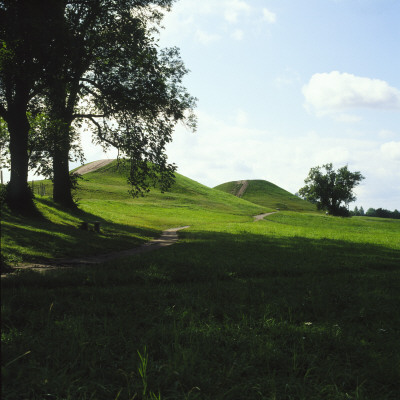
[87,116,117,148]
[79,77,104,91]
[73,113,107,119]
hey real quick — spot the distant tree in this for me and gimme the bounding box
[365,207,400,219]
[353,206,359,216]
[359,206,365,216]
[298,163,365,216]
[375,208,393,218]
[366,208,376,217]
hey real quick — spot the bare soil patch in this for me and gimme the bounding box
[253,212,278,221]
[236,180,249,197]
[74,159,115,175]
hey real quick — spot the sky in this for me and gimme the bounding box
[27,0,400,210]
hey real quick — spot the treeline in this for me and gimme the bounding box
[351,206,400,219]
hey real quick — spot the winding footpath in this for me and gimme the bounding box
[3,213,278,277]
[6,226,190,276]
[2,160,278,277]
[254,212,278,221]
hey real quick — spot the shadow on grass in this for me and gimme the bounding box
[1,197,159,263]
[2,228,399,399]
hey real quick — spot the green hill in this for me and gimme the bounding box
[76,160,269,217]
[2,160,268,265]
[214,179,317,212]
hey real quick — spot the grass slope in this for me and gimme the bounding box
[2,161,400,400]
[1,161,265,264]
[214,179,317,212]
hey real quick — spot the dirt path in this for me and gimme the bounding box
[233,180,249,198]
[3,211,278,277]
[74,159,115,175]
[253,212,278,221]
[3,226,190,276]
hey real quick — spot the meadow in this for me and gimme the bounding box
[1,163,400,399]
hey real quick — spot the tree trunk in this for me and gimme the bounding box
[48,79,76,208]
[52,124,75,207]
[5,102,35,213]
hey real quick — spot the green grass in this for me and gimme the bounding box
[1,162,265,264]
[2,163,400,399]
[214,179,317,212]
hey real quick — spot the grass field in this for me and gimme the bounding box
[1,163,400,400]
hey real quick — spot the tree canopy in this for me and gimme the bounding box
[299,163,365,216]
[364,207,400,219]
[0,0,196,211]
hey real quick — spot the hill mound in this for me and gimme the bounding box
[75,160,269,216]
[214,179,317,212]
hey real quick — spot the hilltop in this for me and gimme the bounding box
[214,179,317,212]
[75,160,270,217]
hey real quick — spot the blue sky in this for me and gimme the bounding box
[41,1,400,209]
[152,0,400,210]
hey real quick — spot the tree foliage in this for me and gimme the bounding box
[299,163,365,216]
[1,0,196,210]
[0,0,58,211]
[364,207,400,219]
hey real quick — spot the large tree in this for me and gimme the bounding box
[36,0,196,206]
[0,0,58,211]
[1,0,196,209]
[299,163,365,216]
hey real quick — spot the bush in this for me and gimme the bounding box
[332,206,350,217]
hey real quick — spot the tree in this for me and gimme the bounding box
[359,206,365,216]
[43,0,196,205]
[365,207,400,219]
[298,163,365,216]
[1,0,196,209]
[0,0,57,211]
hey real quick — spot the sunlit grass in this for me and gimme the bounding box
[1,162,399,399]
[214,179,317,212]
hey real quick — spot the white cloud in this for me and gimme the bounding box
[231,29,244,40]
[159,0,275,46]
[165,110,400,210]
[378,130,398,139]
[303,71,400,116]
[224,0,251,23]
[262,8,276,23]
[195,30,221,44]
[332,113,362,123]
[380,141,400,161]
[235,109,248,125]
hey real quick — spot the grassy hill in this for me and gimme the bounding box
[214,179,317,212]
[1,160,267,264]
[2,161,400,400]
